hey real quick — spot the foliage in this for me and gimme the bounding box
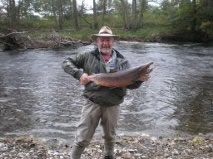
[0,0,213,41]
[114,25,171,40]
[160,0,213,36]
[144,8,169,27]
[200,21,213,35]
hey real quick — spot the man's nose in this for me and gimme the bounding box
[102,41,108,45]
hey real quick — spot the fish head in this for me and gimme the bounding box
[139,62,154,76]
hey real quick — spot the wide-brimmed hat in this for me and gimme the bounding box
[92,26,118,40]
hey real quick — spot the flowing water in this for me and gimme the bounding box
[0,42,213,146]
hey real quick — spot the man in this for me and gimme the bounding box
[62,26,152,159]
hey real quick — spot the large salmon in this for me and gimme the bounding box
[88,62,153,87]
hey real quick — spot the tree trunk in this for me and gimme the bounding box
[16,1,22,24]
[51,0,58,28]
[120,0,128,29]
[58,0,64,30]
[131,0,137,30]
[191,0,197,33]
[73,0,79,30]
[8,0,16,28]
[102,0,107,25]
[93,0,98,29]
[139,0,146,28]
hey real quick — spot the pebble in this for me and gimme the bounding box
[0,135,213,159]
[0,143,8,152]
[121,152,133,158]
[172,149,179,156]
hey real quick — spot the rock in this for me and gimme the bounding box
[192,136,205,144]
[0,143,8,152]
[172,149,179,156]
[121,152,134,159]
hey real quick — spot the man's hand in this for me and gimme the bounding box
[80,73,90,85]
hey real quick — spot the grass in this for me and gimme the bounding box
[25,25,171,42]
[0,10,174,42]
[0,14,173,42]
[114,25,172,41]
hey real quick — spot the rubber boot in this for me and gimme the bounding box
[103,142,115,159]
[71,144,85,159]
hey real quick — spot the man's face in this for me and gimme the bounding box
[97,36,114,55]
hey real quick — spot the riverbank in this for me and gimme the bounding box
[0,135,213,159]
[25,28,213,43]
[1,28,213,51]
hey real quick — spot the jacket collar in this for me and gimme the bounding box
[91,48,124,60]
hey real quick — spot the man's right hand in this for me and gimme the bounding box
[80,73,90,85]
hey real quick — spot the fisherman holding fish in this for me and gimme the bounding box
[62,26,153,159]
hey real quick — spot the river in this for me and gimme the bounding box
[0,42,213,146]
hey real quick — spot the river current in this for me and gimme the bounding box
[0,42,213,145]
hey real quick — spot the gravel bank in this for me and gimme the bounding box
[0,135,213,159]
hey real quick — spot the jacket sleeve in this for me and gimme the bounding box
[62,52,85,80]
[122,60,143,90]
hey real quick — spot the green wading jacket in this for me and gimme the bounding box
[62,48,142,106]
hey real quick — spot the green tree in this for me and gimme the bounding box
[113,0,131,29]
[160,0,196,32]
[197,0,213,35]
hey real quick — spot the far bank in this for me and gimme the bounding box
[1,27,213,51]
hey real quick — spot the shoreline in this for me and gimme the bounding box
[1,30,213,51]
[1,135,213,159]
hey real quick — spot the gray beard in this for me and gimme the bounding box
[99,48,112,55]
